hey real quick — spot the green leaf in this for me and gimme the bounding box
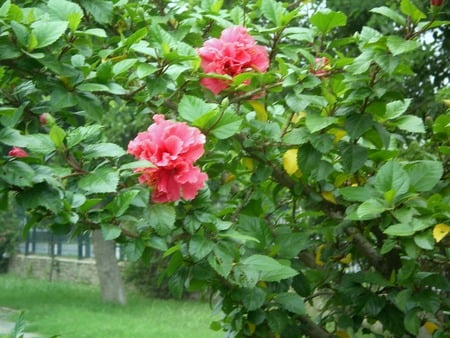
[404,161,443,192]
[297,143,321,175]
[178,95,217,122]
[123,239,145,261]
[78,167,119,194]
[66,124,103,148]
[261,0,285,26]
[275,233,309,259]
[208,243,234,278]
[433,114,450,135]
[189,235,214,261]
[400,0,426,24]
[305,113,336,133]
[384,99,412,120]
[404,310,420,335]
[210,112,242,139]
[387,36,420,56]
[345,114,373,139]
[414,231,434,250]
[106,190,140,217]
[310,9,347,34]
[49,125,66,148]
[10,21,29,48]
[370,6,406,26]
[275,292,306,315]
[112,59,138,76]
[393,115,425,133]
[101,224,121,240]
[340,143,367,174]
[47,0,83,32]
[1,161,35,187]
[356,199,386,220]
[0,127,29,147]
[339,186,375,202]
[77,28,107,38]
[375,161,410,195]
[383,223,415,237]
[240,255,298,282]
[16,183,63,213]
[239,287,266,311]
[83,143,126,159]
[30,21,68,49]
[147,204,176,236]
[79,0,113,24]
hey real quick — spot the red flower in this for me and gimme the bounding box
[128,115,208,203]
[8,147,28,158]
[198,26,269,95]
[431,0,444,6]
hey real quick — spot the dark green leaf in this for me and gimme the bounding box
[275,292,306,315]
[404,161,443,192]
[339,143,367,173]
[189,235,214,261]
[83,143,126,159]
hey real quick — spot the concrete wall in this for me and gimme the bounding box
[8,254,103,285]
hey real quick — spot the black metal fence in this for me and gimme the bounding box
[19,228,124,260]
[20,228,92,259]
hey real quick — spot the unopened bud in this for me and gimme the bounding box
[431,0,445,16]
[39,113,56,126]
[8,146,28,158]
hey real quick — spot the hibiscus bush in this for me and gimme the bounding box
[1,0,450,337]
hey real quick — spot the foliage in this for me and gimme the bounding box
[0,0,449,337]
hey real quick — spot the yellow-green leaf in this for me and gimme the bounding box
[433,223,450,243]
[283,149,299,175]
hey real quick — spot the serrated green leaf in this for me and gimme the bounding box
[30,21,68,49]
[310,9,347,34]
[78,167,119,194]
[275,292,306,315]
[305,113,336,133]
[210,112,242,139]
[356,199,386,220]
[387,36,420,56]
[66,125,103,148]
[83,143,126,159]
[101,224,121,240]
[189,235,214,261]
[375,161,410,195]
[371,6,406,26]
[261,0,285,26]
[148,204,176,236]
[112,58,138,76]
[404,160,443,192]
[1,161,35,187]
[123,239,145,261]
[400,0,426,24]
[394,115,425,133]
[340,143,367,174]
[240,255,298,282]
[178,95,217,122]
[106,190,139,217]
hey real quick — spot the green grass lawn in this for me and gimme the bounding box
[0,275,223,338]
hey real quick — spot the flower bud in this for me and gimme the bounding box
[8,147,28,158]
[431,0,444,16]
[310,57,331,78]
[39,113,56,126]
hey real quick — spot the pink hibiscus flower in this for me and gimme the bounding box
[8,147,28,158]
[128,115,208,203]
[137,162,208,203]
[198,26,269,95]
[128,114,206,167]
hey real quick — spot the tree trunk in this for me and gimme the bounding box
[92,230,127,305]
